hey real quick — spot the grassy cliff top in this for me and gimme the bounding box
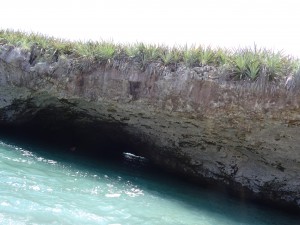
[1,29,300,81]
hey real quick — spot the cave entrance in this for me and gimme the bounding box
[0,103,143,161]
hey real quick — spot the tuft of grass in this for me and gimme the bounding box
[93,41,116,60]
[215,47,231,65]
[1,29,299,82]
[183,46,199,67]
[229,47,298,81]
[160,47,174,66]
[198,46,215,66]
[125,43,141,58]
[231,50,249,79]
[261,50,292,81]
[124,43,161,67]
[231,48,263,80]
[142,44,161,65]
[159,46,182,66]
[247,60,261,80]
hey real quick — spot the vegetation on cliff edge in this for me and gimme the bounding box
[1,29,300,82]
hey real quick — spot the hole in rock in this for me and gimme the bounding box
[0,108,143,161]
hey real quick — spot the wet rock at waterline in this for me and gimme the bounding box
[0,44,300,212]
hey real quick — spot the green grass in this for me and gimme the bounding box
[1,29,299,81]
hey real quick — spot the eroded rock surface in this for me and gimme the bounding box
[1,45,300,211]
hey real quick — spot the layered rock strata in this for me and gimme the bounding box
[1,45,300,211]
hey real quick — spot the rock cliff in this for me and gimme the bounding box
[1,44,300,212]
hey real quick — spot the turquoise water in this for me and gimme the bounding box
[0,140,299,225]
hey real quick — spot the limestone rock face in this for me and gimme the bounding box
[1,45,300,211]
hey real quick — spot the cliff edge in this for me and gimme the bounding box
[1,42,300,212]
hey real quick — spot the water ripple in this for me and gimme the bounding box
[0,141,299,225]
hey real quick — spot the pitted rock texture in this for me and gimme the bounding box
[1,45,300,212]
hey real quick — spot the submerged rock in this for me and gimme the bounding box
[0,45,300,212]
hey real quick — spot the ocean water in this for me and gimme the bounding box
[0,140,299,225]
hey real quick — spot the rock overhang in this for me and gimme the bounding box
[1,44,300,213]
